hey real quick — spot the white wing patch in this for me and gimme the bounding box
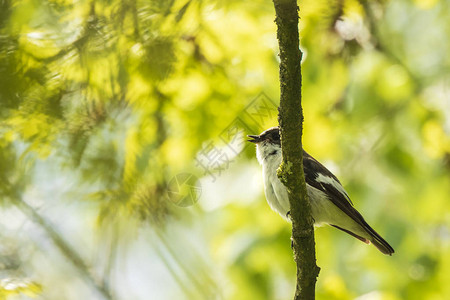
[315,173,352,204]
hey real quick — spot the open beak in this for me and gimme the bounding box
[247,134,261,143]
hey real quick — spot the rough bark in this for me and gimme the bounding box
[272,0,320,299]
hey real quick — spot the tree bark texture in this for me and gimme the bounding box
[272,0,320,299]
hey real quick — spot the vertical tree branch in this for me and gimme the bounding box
[272,0,320,299]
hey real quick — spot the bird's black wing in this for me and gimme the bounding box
[302,150,353,206]
[302,150,394,255]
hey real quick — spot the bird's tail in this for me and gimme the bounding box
[331,223,394,255]
[364,224,395,255]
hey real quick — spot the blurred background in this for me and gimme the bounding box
[0,0,449,299]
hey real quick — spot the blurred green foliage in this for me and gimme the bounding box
[0,0,449,299]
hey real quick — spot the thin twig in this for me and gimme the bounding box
[15,198,114,300]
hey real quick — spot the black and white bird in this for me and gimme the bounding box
[248,127,394,255]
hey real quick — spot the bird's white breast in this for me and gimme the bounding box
[257,143,290,218]
[256,143,353,228]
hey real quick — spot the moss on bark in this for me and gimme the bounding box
[272,0,320,299]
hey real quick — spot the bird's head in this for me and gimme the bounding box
[247,127,281,163]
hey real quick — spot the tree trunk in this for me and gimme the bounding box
[272,0,320,299]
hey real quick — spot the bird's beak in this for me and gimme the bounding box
[247,134,261,143]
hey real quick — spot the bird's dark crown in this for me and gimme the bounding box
[247,127,280,145]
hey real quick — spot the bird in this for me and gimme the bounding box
[248,127,394,255]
